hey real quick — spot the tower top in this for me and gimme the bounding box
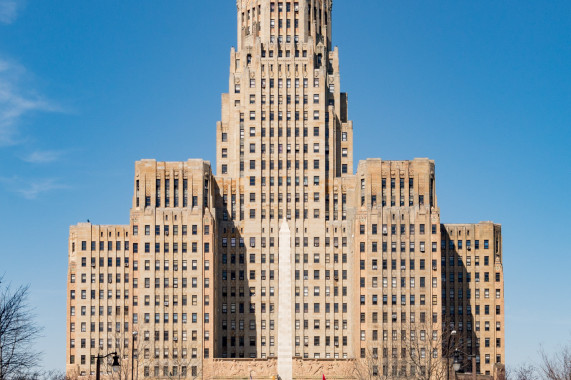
[236,0,332,51]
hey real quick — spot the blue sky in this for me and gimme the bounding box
[0,0,569,370]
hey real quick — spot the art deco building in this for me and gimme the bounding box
[66,1,504,379]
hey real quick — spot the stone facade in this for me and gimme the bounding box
[66,1,504,379]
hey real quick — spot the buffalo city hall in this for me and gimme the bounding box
[66,1,505,379]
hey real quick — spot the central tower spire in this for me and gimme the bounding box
[236,0,332,51]
[215,0,355,360]
[219,0,351,180]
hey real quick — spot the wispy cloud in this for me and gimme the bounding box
[0,58,59,146]
[0,0,20,25]
[0,176,69,199]
[21,149,65,164]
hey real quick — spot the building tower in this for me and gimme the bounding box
[215,0,354,361]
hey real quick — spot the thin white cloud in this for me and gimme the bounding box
[0,0,19,25]
[0,176,69,199]
[0,58,59,146]
[22,149,65,164]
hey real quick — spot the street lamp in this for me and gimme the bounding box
[446,330,457,380]
[95,352,120,380]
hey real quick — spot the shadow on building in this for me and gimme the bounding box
[213,180,258,360]
[441,228,479,375]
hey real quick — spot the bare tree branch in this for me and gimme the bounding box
[353,347,398,380]
[99,330,150,380]
[539,345,571,380]
[505,363,538,380]
[505,342,570,380]
[0,277,43,380]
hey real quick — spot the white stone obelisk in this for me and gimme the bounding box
[278,219,293,380]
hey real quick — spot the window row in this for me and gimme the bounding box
[143,365,199,378]
[138,294,199,307]
[442,254,492,267]
[293,303,348,314]
[70,321,129,333]
[134,224,205,237]
[443,288,501,300]
[443,304,501,316]
[359,241,432,254]
[361,223,437,236]
[245,142,327,155]
[360,311,436,324]
[449,320,502,332]
[79,256,129,268]
[442,239,490,250]
[70,305,128,317]
[238,77,320,92]
[443,271,501,283]
[241,93,327,107]
[360,294,436,307]
[219,252,347,264]
[72,273,130,284]
[141,259,205,271]
[360,276,436,289]
[269,2,300,13]
[141,312,208,324]
[135,178,207,209]
[135,242,210,254]
[221,285,347,298]
[79,241,129,252]
[141,277,210,289]
[361,258,430,271]
[71,289,129,300]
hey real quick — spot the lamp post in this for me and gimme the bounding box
[446,330,457,380]
[95,352,120,380]
[131,331,138,380]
